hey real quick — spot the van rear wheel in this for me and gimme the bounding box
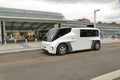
[94,41,101,50]
[57,44,68,55]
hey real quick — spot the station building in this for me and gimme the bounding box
[0,7,67,44]
[1,7,120,45]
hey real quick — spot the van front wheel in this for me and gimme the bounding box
[57,44,68,55]
[94,41,101,50]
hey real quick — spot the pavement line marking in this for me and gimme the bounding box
[0,58,41,66]
[0,51,96,67]
[103,47,120,51]
[0,56,57,67]
[0,46,120,66]
[92,70,120,80]
[111,43,120,46]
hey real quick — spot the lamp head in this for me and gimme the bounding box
[95,9,100,12]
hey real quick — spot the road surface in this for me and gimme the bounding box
[0,43,120,80]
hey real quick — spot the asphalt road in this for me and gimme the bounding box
[0,43,120,80]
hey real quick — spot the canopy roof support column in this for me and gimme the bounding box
[1,21,6,44]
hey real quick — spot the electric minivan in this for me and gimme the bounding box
[41,27,101,55]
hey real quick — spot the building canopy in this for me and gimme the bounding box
[0,7,67,31]
[0,7,65,21]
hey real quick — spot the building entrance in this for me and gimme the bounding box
[4,21,56,43]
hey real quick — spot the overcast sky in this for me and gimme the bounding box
[0,0,120,23]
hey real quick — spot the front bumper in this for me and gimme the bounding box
[41,42,56,54]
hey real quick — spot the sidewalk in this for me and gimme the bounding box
[101,37,120,44]
[0,41,42,54]
[0,38,120,54]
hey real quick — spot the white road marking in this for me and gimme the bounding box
[92,70,120,80]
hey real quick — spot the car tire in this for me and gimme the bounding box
[94,41,101,50]
[57,44,68,55]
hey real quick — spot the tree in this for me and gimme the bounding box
[97,21,102,24]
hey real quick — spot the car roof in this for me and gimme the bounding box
[59,27,99,30]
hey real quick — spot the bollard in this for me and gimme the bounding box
[25,39,27,43]
[14,39,17,44]
[35,38,37,42]
[4,40,7,44]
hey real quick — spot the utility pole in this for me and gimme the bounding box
[94,9,100,27]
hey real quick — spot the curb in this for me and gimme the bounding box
[0,47,41,55]
[0,41,120,55]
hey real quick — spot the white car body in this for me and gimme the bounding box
[41,27,101,54]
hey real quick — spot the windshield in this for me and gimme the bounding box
[43,28,58,42]
[43,28,71,42]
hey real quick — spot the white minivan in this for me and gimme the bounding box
[41,27,101,55]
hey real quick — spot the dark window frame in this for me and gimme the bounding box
[80,29,99,37]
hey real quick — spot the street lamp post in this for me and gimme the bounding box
[94,9,100,28]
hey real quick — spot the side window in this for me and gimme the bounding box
[91,30,99,36]
[80,30,99,37]
[54,28,71,40]
[80,30,89,37]
[58,28,71,36]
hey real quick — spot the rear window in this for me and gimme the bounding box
[80,30,99,37]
